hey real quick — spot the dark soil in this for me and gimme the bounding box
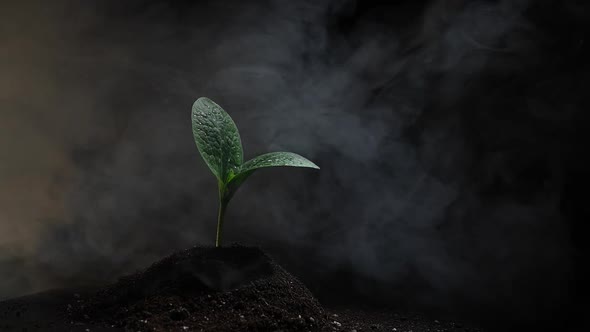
[327,308,483,332]
[69,245,330,331]
[0,246,484,332]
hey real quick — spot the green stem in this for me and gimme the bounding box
[216,183,227,248]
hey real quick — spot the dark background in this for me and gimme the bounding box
[1,0,588,330]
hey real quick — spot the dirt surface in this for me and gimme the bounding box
[326,308,483,332]
[0,246,484,332]
[67,245,330,331]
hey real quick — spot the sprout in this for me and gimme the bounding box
[191,97,319,247]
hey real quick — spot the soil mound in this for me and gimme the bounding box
[70,245,329,331]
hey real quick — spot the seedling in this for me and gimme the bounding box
[191,97,319,247]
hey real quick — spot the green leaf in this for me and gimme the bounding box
[240,152,320,173]
[192,97,243,182]
[225,152,319,201]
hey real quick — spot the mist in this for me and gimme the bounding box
[1,0,587,327]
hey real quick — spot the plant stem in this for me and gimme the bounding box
[216,183,227,248]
